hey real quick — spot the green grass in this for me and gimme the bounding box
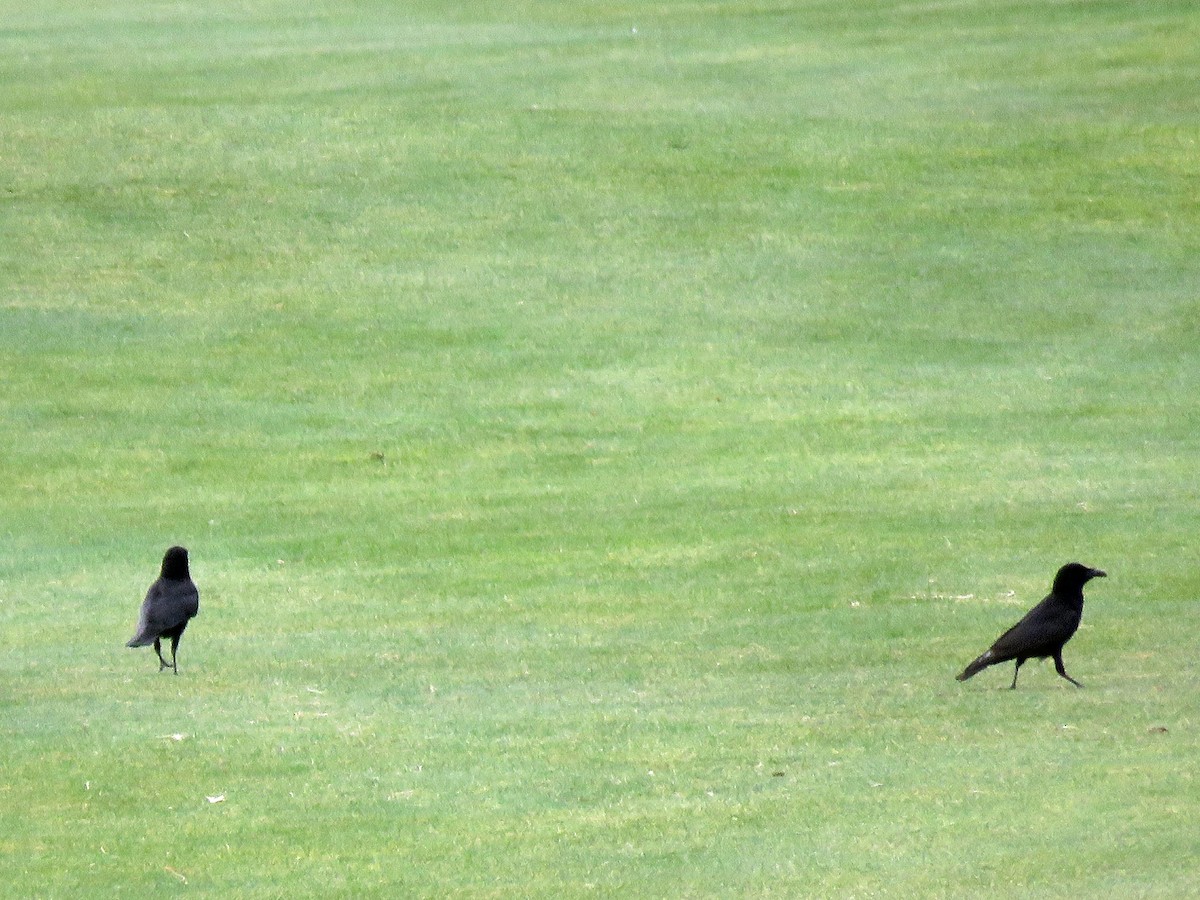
[2,0,1199,895]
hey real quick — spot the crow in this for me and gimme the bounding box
[956,562,1105,689]
[126,546,200,674]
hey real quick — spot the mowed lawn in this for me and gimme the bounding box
[2,0,1199,895]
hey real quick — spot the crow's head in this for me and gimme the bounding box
[1054,562,1106,594]
[161,546,191,580]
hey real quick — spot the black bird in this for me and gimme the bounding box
[956,562,1105,689]
[126,546,200,674]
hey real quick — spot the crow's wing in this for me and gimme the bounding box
[127,578,199,646]
[989,593,1080,660]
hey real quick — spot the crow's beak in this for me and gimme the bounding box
[1092,569,1107,578]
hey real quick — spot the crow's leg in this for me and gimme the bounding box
[154,638,171,672]
[1053,652,1082,687]
[1009,658,1025,690]
[169,634,181,674]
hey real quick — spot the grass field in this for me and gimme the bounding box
[2,0,1199,895]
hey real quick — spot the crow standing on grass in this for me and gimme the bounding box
[126,546,200,674]
[956,562,1106,689]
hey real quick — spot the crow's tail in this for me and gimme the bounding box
[956,649,996,682]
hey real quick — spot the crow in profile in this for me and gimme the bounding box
[126,546,200,674]
[957,562,1105,689]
